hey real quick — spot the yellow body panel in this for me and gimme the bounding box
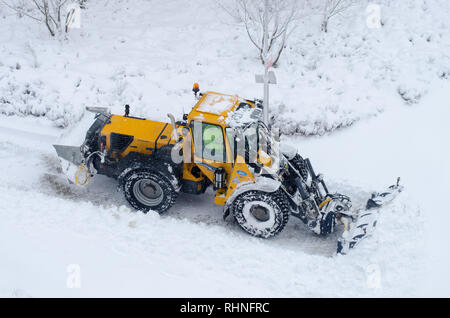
[182,162,205,182]
[101,115,175,159]
[214,155,255,205]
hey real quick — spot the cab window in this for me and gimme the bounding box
[225,127,234,160]
[191,121,226,162]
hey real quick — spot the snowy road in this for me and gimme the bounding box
[0,82,449,297]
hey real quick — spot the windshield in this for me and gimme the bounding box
[257,123,271,155]
[229,122,273,164]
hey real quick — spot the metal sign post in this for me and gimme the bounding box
[255,66,277,126]
[255,0,277,126]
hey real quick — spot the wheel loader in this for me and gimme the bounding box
[54,85,403,254]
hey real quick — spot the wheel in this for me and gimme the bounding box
[123,169,177,213]
[232,190,290,238]
[289,154,309,180]
[319,211,336,235]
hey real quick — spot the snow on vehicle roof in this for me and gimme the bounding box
[226,106,262,128]
[188,91,260,127]
[196,92,239,115]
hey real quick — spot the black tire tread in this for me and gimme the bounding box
[290,154,309,180]
[232,189,290,238]
[122,165,177,213]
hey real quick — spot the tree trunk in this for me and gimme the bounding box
[321,19,328,33]
[43,3,55,36]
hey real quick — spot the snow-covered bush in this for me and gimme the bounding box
[0,79,85,128]
[397,86,425,105]
[78,0,87,9]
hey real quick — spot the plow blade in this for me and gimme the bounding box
[53,145,83,166]
[337,179,404,255]
[53,144,85,185]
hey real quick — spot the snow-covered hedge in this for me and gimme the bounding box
[0,78,82,128]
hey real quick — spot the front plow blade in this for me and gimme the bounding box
[337,210,379,254]
[337,179,404,255]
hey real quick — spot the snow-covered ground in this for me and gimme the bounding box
[0,0,449,297]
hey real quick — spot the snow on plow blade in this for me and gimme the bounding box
[53,145,85,185]
[337,179,404,255]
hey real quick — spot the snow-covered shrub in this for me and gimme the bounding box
[0,79,84,128]
[270,86,384,136]
[397,86,425,105]
[78,0,87,9]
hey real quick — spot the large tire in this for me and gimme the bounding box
[123,169,177,213]
[289,154,309,181]
[232,190,290,238]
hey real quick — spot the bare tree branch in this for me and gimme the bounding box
[1,0,41,21]
[321,0,357,33]
[223,0,303,65]
[1,0,76,37]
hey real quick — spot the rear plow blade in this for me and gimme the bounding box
[337,178,404,255]
[53,145,83,166]
[53,144,89,186]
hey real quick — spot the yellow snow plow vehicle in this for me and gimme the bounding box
[54,85,403,254]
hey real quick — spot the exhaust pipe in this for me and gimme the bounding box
[167,113,179,140]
